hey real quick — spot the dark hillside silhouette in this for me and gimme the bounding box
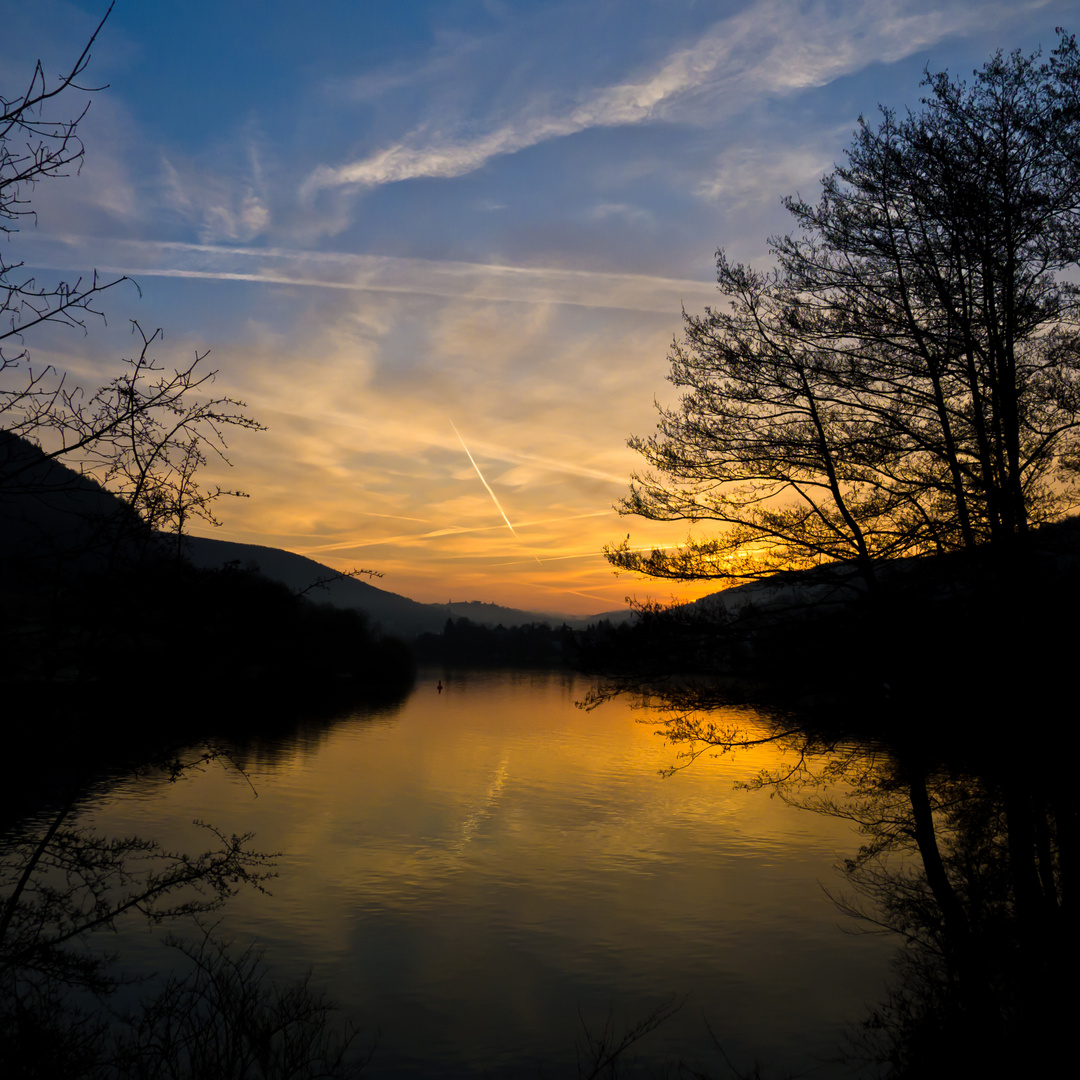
[0,429,149,577]
[1,431,414,710]
[590,514,1080,729]
[182,535,467,636]
[181,534,632,636]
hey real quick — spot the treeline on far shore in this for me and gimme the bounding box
[413,615,634,668]
[4,555,416,704]
[410,516,1080,747]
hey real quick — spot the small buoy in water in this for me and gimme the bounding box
[437,680,444,693]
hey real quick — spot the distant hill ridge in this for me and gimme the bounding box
[0,430,630,635]
[179,535,631,637]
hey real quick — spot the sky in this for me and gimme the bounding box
[5,0,1077,616]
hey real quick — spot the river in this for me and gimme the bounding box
[76,668,896,1077]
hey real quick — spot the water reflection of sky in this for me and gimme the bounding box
[86,671,895,1078]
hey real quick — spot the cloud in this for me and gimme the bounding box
[161,143,272,244]
[100,277,686,614]
[300,0,1022,200]
[17,235,719,313]
[696,137,846,206]
[299,37,721,196]
[12,95,146,234]
[590,203,655,226]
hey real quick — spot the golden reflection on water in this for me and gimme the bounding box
[84,669,893,1078]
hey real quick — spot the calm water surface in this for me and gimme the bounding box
[84,669,895,1077]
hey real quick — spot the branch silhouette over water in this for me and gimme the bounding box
[587,666,1077,1078]
[0,752,372,1079]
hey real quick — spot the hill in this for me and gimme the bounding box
[0,430,148,579]
[0,430,632,637]
[179,535,632,637]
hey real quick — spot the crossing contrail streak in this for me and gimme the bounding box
[451,421,518,537]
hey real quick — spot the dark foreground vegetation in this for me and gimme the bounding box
[575,629,1078,1080]
[677,706,1074,1080]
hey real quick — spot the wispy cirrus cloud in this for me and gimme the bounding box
[19,235,718,313]
[161,141,272,244]
[696,137,846,207]
[300,0,1024,199]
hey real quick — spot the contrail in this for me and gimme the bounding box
[451,421,518,537]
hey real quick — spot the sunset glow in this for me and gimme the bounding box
[8,0,1070,614]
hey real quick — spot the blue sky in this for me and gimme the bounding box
[6,0,1076,613]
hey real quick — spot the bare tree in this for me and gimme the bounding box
[611,35,1080,592]
[0,4,262,558]
[73,323,263,559]
[608,259,917,596]
[1,3,125,373]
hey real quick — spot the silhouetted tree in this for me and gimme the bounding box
[73,322,262,561]
[0,3,260,557]
[610,35,1080,592]
[0,4,123,375]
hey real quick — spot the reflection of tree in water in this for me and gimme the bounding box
[594,683,1075,1077]
[215,697,408,776]
[0,754,368,1079]
[825,749,1073,1078]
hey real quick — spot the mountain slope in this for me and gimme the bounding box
[0,431,631,635]
[179,535,622,637]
